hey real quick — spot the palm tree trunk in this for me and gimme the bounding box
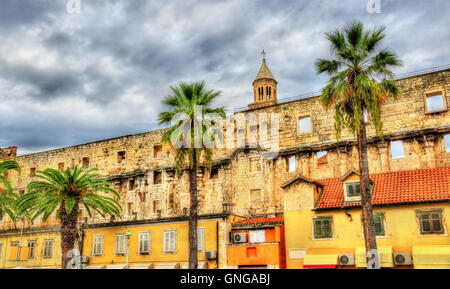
[357,117,379,269]
[188,149,198,269]
[60,203,79,269]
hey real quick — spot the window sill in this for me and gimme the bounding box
[425,108,448,115]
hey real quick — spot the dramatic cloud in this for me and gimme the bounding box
[0,0,449,155]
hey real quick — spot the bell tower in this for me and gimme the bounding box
[249,50,278,109]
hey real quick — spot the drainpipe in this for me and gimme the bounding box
[216,221,219,269]
[16,217,24,267]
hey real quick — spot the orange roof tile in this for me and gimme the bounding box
[315,167,450,210]
[233,216,284,226]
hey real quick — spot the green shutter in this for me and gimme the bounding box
[431,213,443,232]
[373,214,385,236]
[420,213,431,233]
[314,219,322,238]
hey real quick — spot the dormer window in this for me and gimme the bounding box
[345,181,361,202]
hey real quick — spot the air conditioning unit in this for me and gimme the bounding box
[394,253,412,265]
[80,256,89,264]
[338,254,355,266]
[233,233,247,243]
[205,251,217,260]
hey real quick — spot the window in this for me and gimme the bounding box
[287,155,296,172]
[58,163,65,171]
[117,151,126,164]
[210,167,219,179]
[197,228,205,252]
[129,178,136,190]
[363,109,369,123]
[27,240,36,259]
[444,134,450,153]
[249,157,262,173]
[30,168,36,177]
[163,230,177,253]
[313,217,333,239]
[373,213,386,236]
[153,171,162,185]
[138,232,151,255]
[115,234,127,255]
[425,92,446,113]
[298,116,312,133]
[92,235,104,256]
[345,182,362,198]
[153,200,160,214]
[417,210,445,234]
[249,230,266,243]
[317,151,328,166]
[82,157,90,169]
[154,145,163,158]
[19,190,25,196]
[43,239,54,258]
[391,140,404,159]
[127,202,134,216]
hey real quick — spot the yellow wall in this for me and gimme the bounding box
[83,219,221,268]
[285,203,450,269]
[0,230,61,269]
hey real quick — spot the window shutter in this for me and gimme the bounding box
[314,219,322,238]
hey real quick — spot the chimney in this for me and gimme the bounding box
[1,146,18,158]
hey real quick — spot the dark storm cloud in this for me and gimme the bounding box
[0,0,449,154]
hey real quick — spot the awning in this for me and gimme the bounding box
[130,263,154,269]
[106,264,127,269]
[84,265,106,269]
[154,262,180,269]
[303,254,338,269]
[181,261,208,269]
[355,246,394,268]
[413,245,450,269]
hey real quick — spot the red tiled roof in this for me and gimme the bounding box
[233,216,284,226]
[315,167,450,210]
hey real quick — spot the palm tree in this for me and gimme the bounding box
[0,157,21,222]
[315,21,401,268]
[15,166,122,269]
[158,81,226,269]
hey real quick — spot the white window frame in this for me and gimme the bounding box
[163,229,177,254]
[298,116,312,134]
[344,181,362,202]
[43,239,54,259]
[197,227,205,252]
[390,140,405,159]
[249,230,266,243]
[115,234,127,256]
[138,232,151,255]
[27,240,36,259]
[92,235,104,256]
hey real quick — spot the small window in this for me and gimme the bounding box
[287,155,296,172]
[317,151,328,166]
[373,213,386,236]
[82,157,90,169]
[444,134,450,153]
[127,202,134,216]
[27,240,36,259]
[249,156,262,173]
[210,167,219,179]
[417,210,445,234]
[30,168,36,177]
[163,230,177,253]
[363,109,369,123]
[299,116,312,133]
[115,234,127,255]
[153,200,160,214]
[10,241,19,247]
[153,171,162,185]
[425,92,446,113]
[19,190,25,196]
[92,235,104,256]
[117,151,126,164]
[345,182,362,198]
[249,230,266,243]
[139,232,151,255]
[43,239,54,258]
[129,179,135,190]
[154,145,163,158]
[197,228,205,252]
[391,140,404,159]
[58,163,65,171]
[313,217,333,239]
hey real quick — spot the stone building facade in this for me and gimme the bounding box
[0,59,449,269]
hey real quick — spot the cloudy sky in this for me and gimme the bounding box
[0,0,449,155]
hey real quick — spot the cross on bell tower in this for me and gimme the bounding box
[249,50,278,109]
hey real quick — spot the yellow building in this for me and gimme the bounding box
[283,167,450,269]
